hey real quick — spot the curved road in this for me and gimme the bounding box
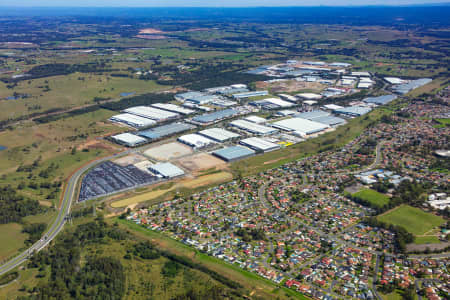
[0,152,129,275]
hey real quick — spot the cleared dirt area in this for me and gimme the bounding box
[174,152,227,172]
[255,79,326,93]
[113,153,148,166]
[139,28,165,34]
[143,142,193,161]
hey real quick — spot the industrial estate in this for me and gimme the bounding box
[0,6,448,300]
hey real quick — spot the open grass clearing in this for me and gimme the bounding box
[0,223,27,262]
[378,205,445,236]
[111,171,233,208]
[414,236,440,244]
[352,188,390,208]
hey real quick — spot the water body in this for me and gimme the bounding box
[0,146,7,151]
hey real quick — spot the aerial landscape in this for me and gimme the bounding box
[0,1,448,299]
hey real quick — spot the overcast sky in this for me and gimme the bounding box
[0,0,448,7]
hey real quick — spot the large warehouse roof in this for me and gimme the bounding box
[244,115,267,124]
[110,113,156,128]
[178,134,215,148]
[363,95,397,105]
[296,110,330,120]
[334,106,372,116]
[296,93,322,100]
[192,108,238,124]
[230,119,278,135]
[213,146,255,162]
[232,90,268,99]
[149,162,184,178]
[198,128,240,142]
[138,123,195,140]
[240,137,280,152]
[124,106,179,121]
[313,115,346,126]
[273,117,329,135]
[151,103,195,115]
[111,133,147,147]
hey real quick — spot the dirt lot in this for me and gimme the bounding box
[255,79,326,93]
[143,142,193,161]
[174,153,227,172]
[113,153,148,166]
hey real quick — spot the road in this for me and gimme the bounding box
[0,151,130,276]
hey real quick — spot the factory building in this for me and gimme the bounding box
[296,93,322,100]
[111,133,147,147]
[177,134,216,149]
[363,95,397,105]
[230,119,278,135]
[149,162,185,178]
[250,97,294,110]
[109,113,156,128]
[244,115,267,124]
[232,90,268,99]
[198,128,240,142]
[124,106,179,122]
[240,137,280,153]
[213,145,256,162]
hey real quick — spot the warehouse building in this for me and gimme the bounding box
[240,137,280,153]
[363,95,397,105]
[230,119,278,135]
[192,108,239,125]
[111,133,147,147]
[149,162,185,178]
[109,113,156,128]
[175,91,205,102]
[124,106,179,122]
[213,145,256,162]
[313,115,346,126]
[250,97,294,110]
[244,115,267,124]
[199,128,240,142]
[177,134,216,149]
[333,106,372,117]
[232,90,268,99]
[273,117,329,137]
[138,123,195,141]
[296,110,330,120]
[151,103,195,115]
[392,78,432,94]
[296,93,322,100]
[278,94,298,103]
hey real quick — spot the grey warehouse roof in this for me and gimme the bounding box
[192,109,238,124]
[213,146,256,161]
[363,95,397,105]
[295,110,330,120]
[150,162,185,178]
[138,123,195,140]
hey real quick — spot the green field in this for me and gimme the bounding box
[378,205,445,236]
[0,223,28,262]
[433,118,450,128]
[414,236,440,244]
[352,188,390,208]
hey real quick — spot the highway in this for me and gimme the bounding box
[0,152,129,276]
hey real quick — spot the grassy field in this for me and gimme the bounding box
[117,218,309,300]
[111,171,233,208]
[352,188,390,208]
[0,223,28,262]
[378,205,445,236]
[232,109,386,176]
[414,236,440,244]
[434,118,450,129]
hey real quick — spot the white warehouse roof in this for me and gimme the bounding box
[178,134,215,149]
[264,97,294,108]
[244,115,267,124]
[297,93,322,100]
[230,119,278,135]
[149,162,184,178]
[240,137,280,152]
[273,117,329,136]
[110,113,156,128]
[198,128,240,142]
[151,103,195,115]
[124,106,179,121]
[111,133,147,146]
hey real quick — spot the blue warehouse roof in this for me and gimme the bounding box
[213,146,256,161]
[192,109,238,124]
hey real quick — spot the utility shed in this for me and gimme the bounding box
[149,162,184,178]
[111,133,147,147]
[240,137,280,153]
[213,146,256,162]
[198,128,240,142]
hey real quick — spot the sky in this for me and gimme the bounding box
[0,0,449,7]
